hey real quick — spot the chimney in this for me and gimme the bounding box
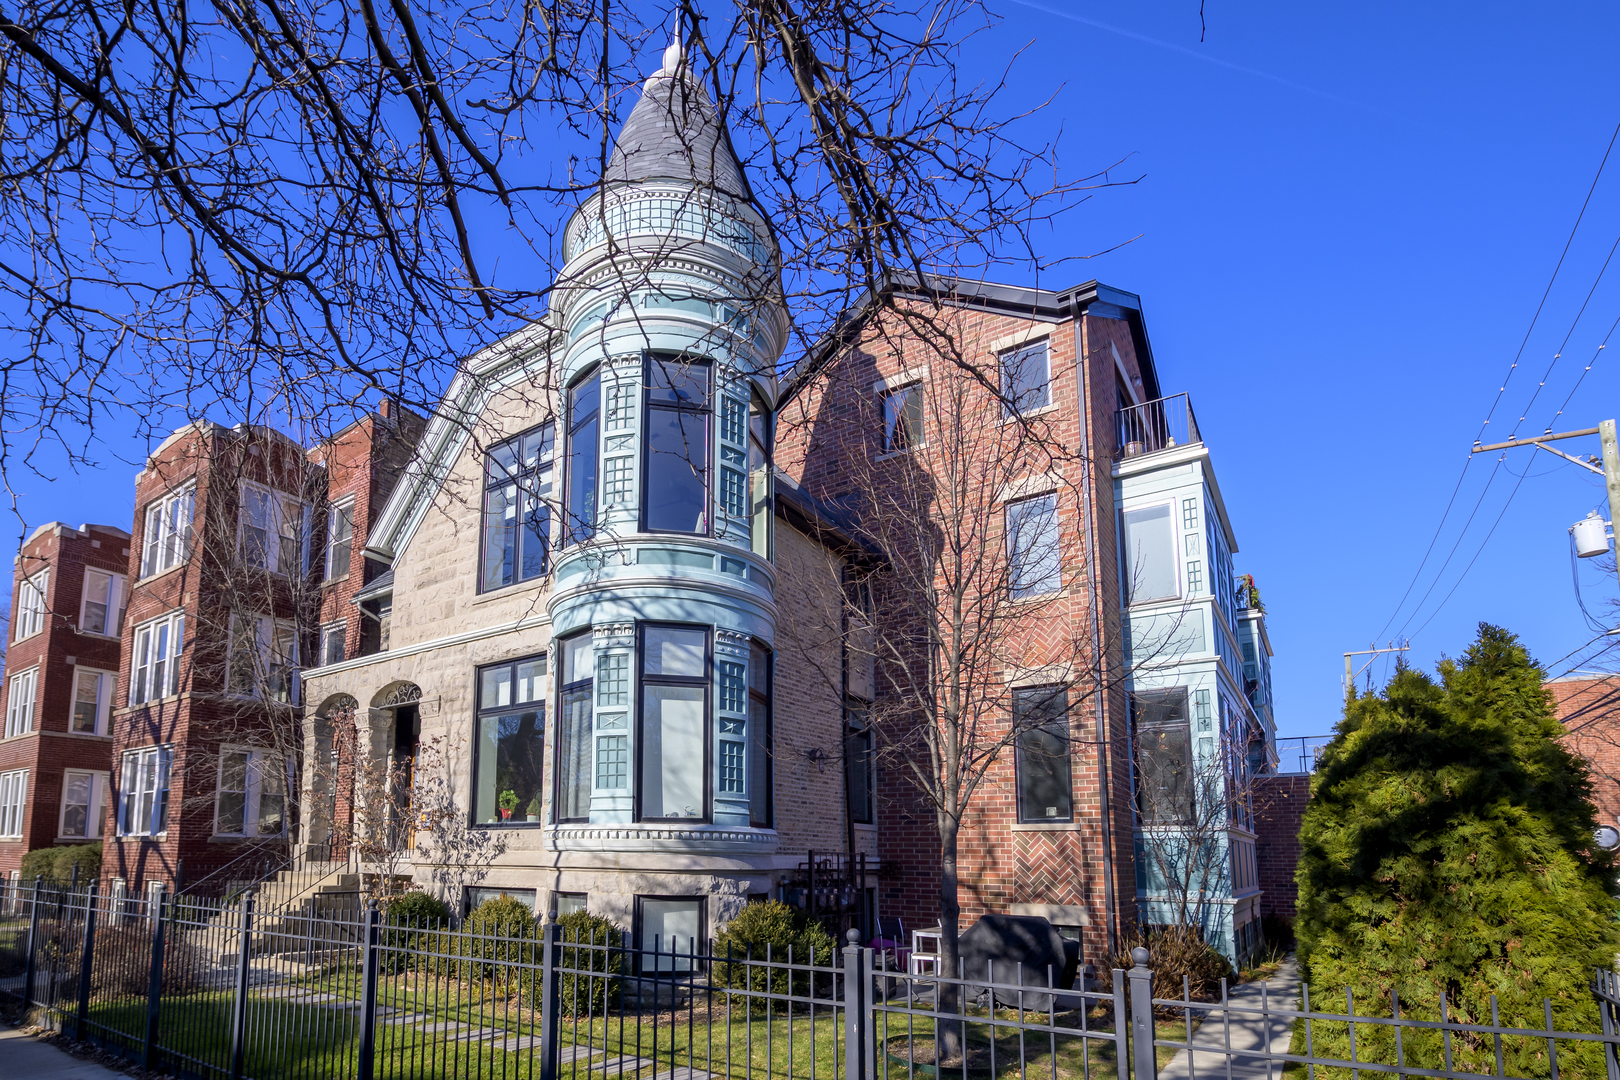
[378,398,392,419]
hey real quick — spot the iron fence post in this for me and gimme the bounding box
[842,929,868,1080]
[357,898,381,1080]
[75,879,99,1040]
[21,875,42,1008]
[142,885,167,1072]
[229,889,257,1080]
[538,921,561,1080]
[1128,946,1157,1080]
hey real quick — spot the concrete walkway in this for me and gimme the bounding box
[0,1023,127,1079]
[1158,957,1301,1080]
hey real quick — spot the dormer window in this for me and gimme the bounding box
[642,354,712,535]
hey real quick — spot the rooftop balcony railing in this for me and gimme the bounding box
[1272,735,1333,775]
[1116,392,1201,461]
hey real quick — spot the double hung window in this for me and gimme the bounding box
[643,356,712,535]
[130,612,185,704]
[0,770,25,836]
[1013,686,1072,822]
[1007,494,1062,599]
[1122,503,1179,604]
[1000,339,1052,415]
[13,571,47,640]
[1134,689,1193,825]
[481,425,555,591]
[881,384,923,452]
[638,625,709,821]
[60,771,107,838]
[5,669,36,738]
[80,569,126,635]
[325,500,354,581]
[141,486,194,577]
[473,653,547,825]
[215,747,287,836]
[554,635,594,823]
[319,622,346,667]
[118,746,172,836]
[228,613,299,703]
[239,484,310,575]
[565,370,601,545]
[71,668,115,734]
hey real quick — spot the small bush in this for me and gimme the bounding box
[19,843,101,888]
[1098,924,1235,1006]
[381,890,452,973]
[458,894,539,991]
[90,924,209,999]
[555,909,625,1015]
[713,901,836,1008]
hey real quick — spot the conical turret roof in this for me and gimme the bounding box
[605,42,753,201]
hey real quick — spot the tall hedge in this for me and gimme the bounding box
[1297,624,1620,1076]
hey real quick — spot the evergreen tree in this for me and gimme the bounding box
[1297,624,1620,1075]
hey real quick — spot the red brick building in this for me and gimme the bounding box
[0,521,132,878]
[1550,673,1620,828]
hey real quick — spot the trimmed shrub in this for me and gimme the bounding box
[459,894,539,992]
[713,901,836,1007]
[19,843,101,888]
[382,890,453,973]
[1297,625,1620,1078]
[555,909,625,1015]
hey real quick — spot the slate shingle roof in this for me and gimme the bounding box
[605,47,752,200]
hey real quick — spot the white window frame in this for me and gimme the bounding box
[59,770,108,839]
[238,482,312,577]
[0,770,25,836]
[78,567,127,637]
[5,668,37,739]
[318,620,346,667]
[13,569,47,640]
[325,498,355,580]
[69,666,117,736]
[130,611,186,705]
[227,612,300,704]
[213,745,289,838]
[117,745,172,836]
[140,484,195,578]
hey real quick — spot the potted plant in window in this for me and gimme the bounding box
[498,789,518,821]
[525,795,541,822]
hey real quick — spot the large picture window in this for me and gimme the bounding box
[1122,503,1179,604]
[1007,493,1062,599]
[474,654,547,825]
[13,570,46,640]
[643,355,712,535]
[130,612,185,705]
[117,745,172,836]
[749,641,772,828]
[638,624,709,821]
[481,424,554,591]
[1134,688,1193,825]
[141,485,193,577]
[80,568,125,636]
[215,747,286,837]
[555,634,594,823]
[565,369,601,545]
[1013,686,1072,822]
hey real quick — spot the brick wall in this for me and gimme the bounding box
[1252,774,1309,919]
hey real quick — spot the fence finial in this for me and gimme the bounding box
[846,928,861,945]
[1131,946,1151,968]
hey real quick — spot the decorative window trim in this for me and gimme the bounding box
[870,365,929,395]
[988,326,1054,356]
[5,667,38,739]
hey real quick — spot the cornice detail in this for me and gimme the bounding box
[547,824,780,854]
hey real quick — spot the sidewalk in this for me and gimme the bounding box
[1158,956,1301,1080]
[0,1023,128,1079]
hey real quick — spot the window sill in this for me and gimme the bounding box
[10,632,43,645]
[0,731,37,742]
[59,730,113,740]
[471,575,552,606]
[999,402,1061,424]
[1007,589,1068,605]
[136,561,189,587]
[209,833,283,842]
[321,575,352,590]
[56,835,102,843]
[71,629,122,642]
[1010,822,1081,831]
[875,444,927,462]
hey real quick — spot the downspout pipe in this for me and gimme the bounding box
[1076,309,1120,954]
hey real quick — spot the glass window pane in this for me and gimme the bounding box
[749,695,770,827]
[1001,342,1051,414]
[481,666,513,710]
[640,685,706,819]
[482,485,519,592]
[62,773,91,837]
[644,627,706,677]
[486,438,519,486]
[645,408,709,533]
[567,413,599,544]
[515,659,546,704]
[562,634,593,686]
[520,487,550,581]
[555,892,588,917]
[640,898,702,972]
[522,426,556,468]
[1015,726,1071,822]
[1123,504,1178,603]
[72,671,101,733]
[558,687,593,820]
[646,358,710,406]
[474,709,545,825]
[1008,494,1061,598]
[845,718,873,824]
[83,571,110,634]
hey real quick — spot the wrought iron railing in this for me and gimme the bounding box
[1116,392,1202,460]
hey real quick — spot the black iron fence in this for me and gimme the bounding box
[4,880,1620,1080]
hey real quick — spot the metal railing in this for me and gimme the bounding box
[1272,735,1333,775]
[1116,393,1202,461]
[6,879,1620,1080]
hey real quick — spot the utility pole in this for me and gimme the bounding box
[1344,643,1410,695]
[1473,421,1620,546]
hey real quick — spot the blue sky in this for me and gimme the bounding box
[9,2,1620,740]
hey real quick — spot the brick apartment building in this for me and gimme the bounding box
[0,521,132,878]
[1551,672,1620,828]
